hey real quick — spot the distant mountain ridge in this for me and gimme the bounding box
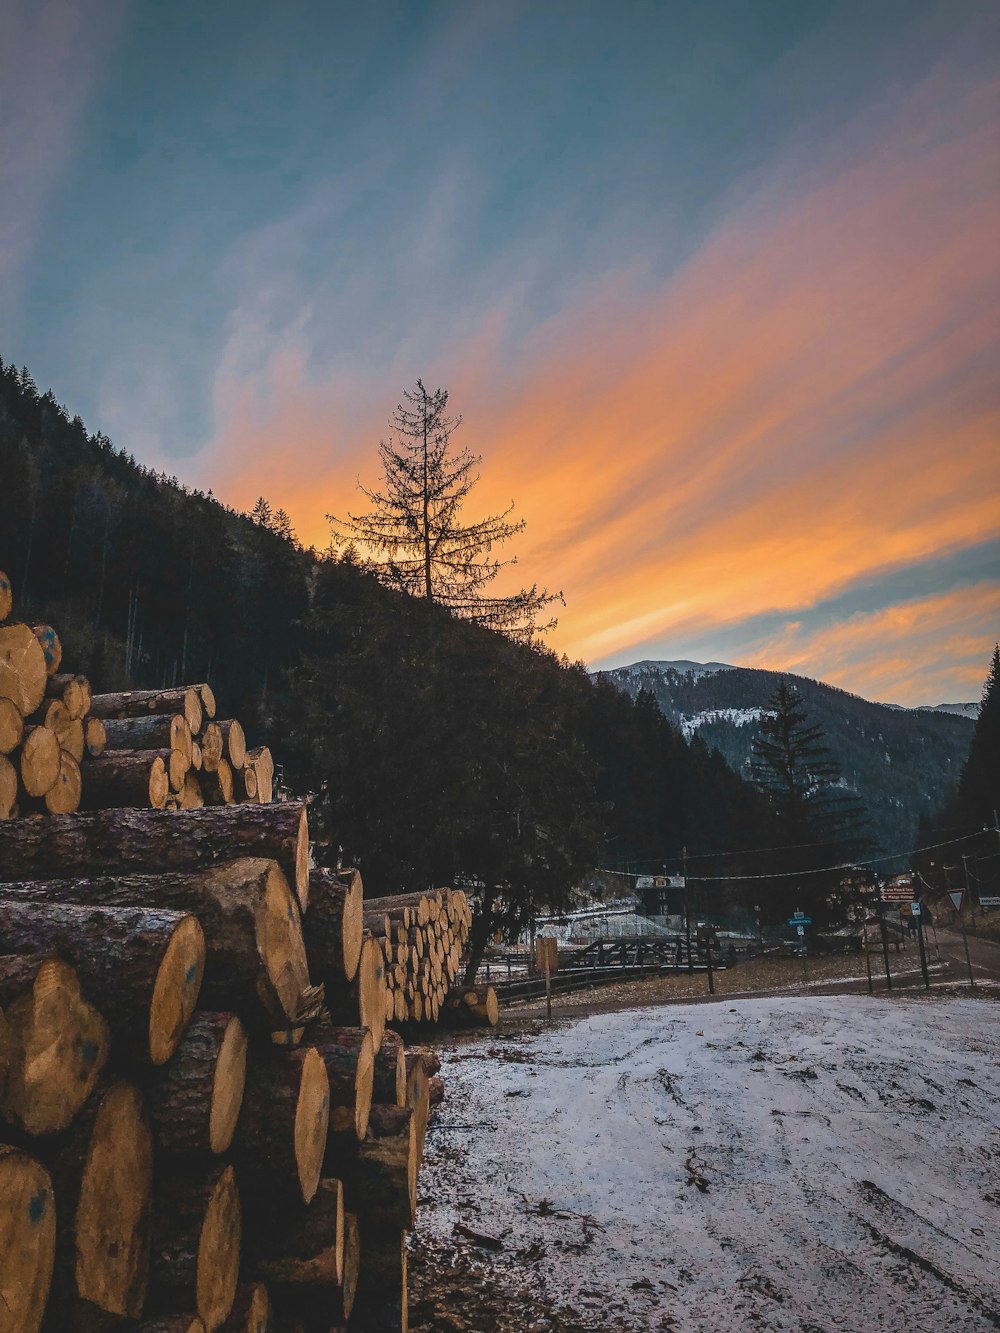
[595,660,976,853]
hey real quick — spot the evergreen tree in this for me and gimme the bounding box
[749,679,868,924]
[329,379,560,641]
[955,644,1000,828]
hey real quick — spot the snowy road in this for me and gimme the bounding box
[419,997,1000,1331]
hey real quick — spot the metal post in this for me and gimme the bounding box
[878,904,893,992]
[545,958,552,1021]
[684,846,693,974]
[960,918,976,990]
[916,911,930,990]
[706,932,715,995]
[962,855,977,925]
[864,919,874,995]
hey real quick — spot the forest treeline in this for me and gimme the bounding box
[2,357,839,955]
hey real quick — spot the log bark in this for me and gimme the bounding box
[0,954,109,1135]
[0,900,204,1065]
[201,758,234,806]
[135,1318,206,1332]
[0,1146,56,1333]
[307,1018,374,1152]
[303,868,364,987]
[235,1047,329,1206]
[84,716,106,757]
[0,858,311,1030]
[245,1177,343,1291]
[351,1228,407,1333]
[48,1080,154,1322]
[0,803,311,912]
[233,764,257,802]
[145,1012,247,1156]
[79,751,170,810]
[0,694,24,753]
[441,984,499,1028]
[102,714,193,763]
[89,687,202,735]
[20,724,61,796]
[402,1055,430,1165]
[148,1165,241,1332]
[0,623,47,716]
[217,1283,268,1332]
[246,748,273,804]
[340,1105,416,1232]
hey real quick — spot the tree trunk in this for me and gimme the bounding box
[101,714,193,763]
[44,673,91,720]
[216,721,246,770]
[0,900,204,1065]
[351,1228,407,1332]
[20,724,60,796]
[0,859,311,1030]
[148,1164,241,1333]
[372,1030,406,1108]
[235,1047,329,1206]
[307,1017,374,1154]
[245,1177,344,1289]
[84,716,106,758]
[41,749,82,814]
[200,723,224,773]
[0,622,48,715]
[0,803,311,913]
[0,695,23,754]
[0,1146,56,1333]
[88,687,202,735]
[303,868,364,986]
[201,759,234,806]
[216,1282,268,1332]
[324,933,385,1053]
[339,1105,416,1232]
[135,1317,206,1333]
[145,1013,247,1156]
[79,751,170,810]
[0,954,109,1135]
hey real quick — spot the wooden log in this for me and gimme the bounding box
[307,1018,373,1152]
[246,748,272,804]
[0,1146,56,1333]
[0,802,311,912]
[0,623,47,716]
[79,751,170,810]
[402,1053,432,1164]
[44,673,91,720]
[351,1228,407,1333]
[201,758,234,805]
[0,859,311,1030]
[146,1013,247,1156]
[84,715,106,757]
[22,748,80,816]
[217,1283,268,1332]
[102,714,193,764]
[0,752,17,819]
[233,763,257,802]
[49,1080,153,1321]
[181,774,204,809]
[441,984,499,1028]
[325,933,385,1054]
[20,724,61,796]
[0,954,109,1135]
[246,1177,343,1292]
[200,723,224,774]
[0,901,204,1065]
[235,1048,329,1206]
[29,625,60,677]
[216,721,246,770]
[428,1075,444,1108]
[0,569,11,622]
[304,868,364,987]
[135,1318,206,1332]
[198,684,217,720]
[373,1030,406,1108]
[191,742,203,772]
[148,1164,241,1333]
[89,687,202,735]
[340,1105,416,1232]
[0,695,24,754]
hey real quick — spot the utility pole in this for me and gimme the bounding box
[962,855,977,924]
[878,902,893,992]
[683,846,693,974]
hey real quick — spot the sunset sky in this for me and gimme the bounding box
[3,1,998,706]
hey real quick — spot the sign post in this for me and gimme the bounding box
[912,902,930,990]
[787,912,811,986]
[535,936,558,1020]
[877,904,893,992]
[949,888,976,990]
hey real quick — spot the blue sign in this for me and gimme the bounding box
[787,913,812,926]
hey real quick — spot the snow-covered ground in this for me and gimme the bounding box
[679,707,766,738]
[420,997,1000,1331]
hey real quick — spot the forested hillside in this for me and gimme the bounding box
[0,359,788,941]
[599,661,975,854]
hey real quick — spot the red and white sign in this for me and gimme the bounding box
[881,874,914,903]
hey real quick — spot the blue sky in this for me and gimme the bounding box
[2,0,998,703]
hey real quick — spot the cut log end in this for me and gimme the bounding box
[294,806,309,910]
[0,623,47,716]
[295,1047,331,1205]
[196,1164,242,1332]
[20,725,60,797]
[149,914,206,1065]
[76,1081,154,1318]
[0,1147,55,1333]
[0,694,23,754]
[217,1282,268,1333]
[358,934,387,1053]
[210,1015,249,1155]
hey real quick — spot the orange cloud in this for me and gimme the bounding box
[202,51,1000,706]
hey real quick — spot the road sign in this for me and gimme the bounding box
[899,902,913,917]
[910,902,921,916]
[796,925,805,937]
[787,913,812,926]
[881,873,914,903]
[981,896,1000,908]
[948,889,965,912]
[534,937,558,971]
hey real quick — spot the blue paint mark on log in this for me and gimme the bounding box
[28,1190,46,1224]
[186,964,198,985]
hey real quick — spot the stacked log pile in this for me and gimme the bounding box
[0,580,492,1330]
[364,889,480,1027]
